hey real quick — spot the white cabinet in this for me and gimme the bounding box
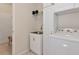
[43,6,57,54]
[43,3,75,36]
[75,3,79,8]
[43,4,56,55]
[30,33,43,55]
[43,3,79,55]
[43,6,55,35]
[44,37,79,55]
[54,3,74,12]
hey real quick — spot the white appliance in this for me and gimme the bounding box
[44,31,79,55]
[30,32,43,55]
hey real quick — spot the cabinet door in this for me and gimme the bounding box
[75,3,79,8]
[30,34,42,55]
[33,35,42,55]
[30,34,35,51]
[44,36,79,55]
[64,40,79,55]
[43,37,68,55]
[50,38,79,55]
[54,3,74,12]
[43,36,55,55]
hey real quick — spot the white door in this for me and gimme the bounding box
[54,3,74,12]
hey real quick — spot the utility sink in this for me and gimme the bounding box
[30,31,43,54]
[31,31,43,34]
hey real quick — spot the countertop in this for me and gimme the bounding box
[50,31,79,42]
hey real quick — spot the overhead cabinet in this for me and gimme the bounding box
[43,3,79,35]
[54,3,74,12]
[43,3,79,12]
[43,3,55,8]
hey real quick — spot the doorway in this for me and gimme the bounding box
[0,3,12,55]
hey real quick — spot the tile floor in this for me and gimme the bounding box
[0,42,12,55]
[26,52,35,55]
[25,50,36,55]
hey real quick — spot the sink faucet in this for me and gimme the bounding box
[41,25,43,31]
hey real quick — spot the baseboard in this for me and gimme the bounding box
[15,50,29,55]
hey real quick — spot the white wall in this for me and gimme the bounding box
[58,12,79,29]
[0,4,12,44]
[34,4,43,31]
[13,3,43,54]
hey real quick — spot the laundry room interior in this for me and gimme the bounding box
[12,3,79,55]
[0,3,79,55]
